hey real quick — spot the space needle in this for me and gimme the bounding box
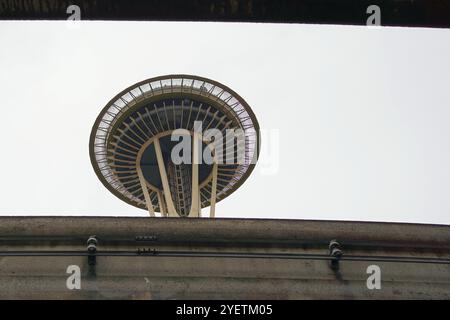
[90,75,260,217]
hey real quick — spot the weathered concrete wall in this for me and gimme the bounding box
[0,217,449,299]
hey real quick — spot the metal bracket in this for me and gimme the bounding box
[137,248,158,255]
[135,235,158,242]
[87,235,98,276]
[329,239,343,271]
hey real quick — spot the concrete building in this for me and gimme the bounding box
[0,216,449,299]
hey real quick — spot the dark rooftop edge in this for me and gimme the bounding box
[0,216,448,249]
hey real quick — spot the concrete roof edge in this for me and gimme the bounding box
[0,216,448,249]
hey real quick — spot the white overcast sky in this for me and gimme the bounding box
[0,21,449,224]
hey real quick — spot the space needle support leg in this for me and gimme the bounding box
[136,157,155,217]
[154,138,178,217]
[209,161,218,218]
[157,190,167,217]
[189,132,201,217]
